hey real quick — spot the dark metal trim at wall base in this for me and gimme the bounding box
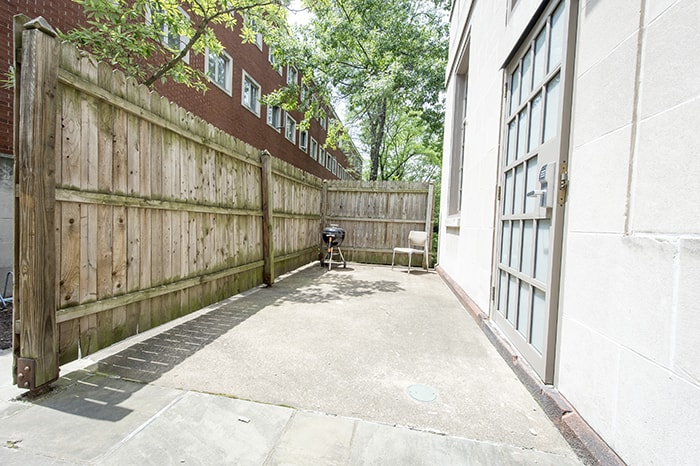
[436,265,626,466]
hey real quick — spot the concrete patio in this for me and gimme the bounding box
[0,263,582,464]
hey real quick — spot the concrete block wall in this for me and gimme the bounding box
[557,1,700,464]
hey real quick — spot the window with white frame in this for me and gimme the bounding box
[147,5,190,63]
[250,18,263,50]
[319,114,327,130]
[287,66,298,85]
[326,153,332,170]
[318,148,325,165]
[299,130,309,152]
[448,61,468,215]
[241,71,261,116]
[310,138,318,161]
[267,105,282,130]
[268,49,283,74]
[205,49,233,95]
[284,114,297,143]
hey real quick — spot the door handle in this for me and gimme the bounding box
[527,189,546,197]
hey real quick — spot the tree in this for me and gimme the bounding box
[63,0,292,92]
[294,0,449,180]
[60,0,448,182]
[375,109,441,183]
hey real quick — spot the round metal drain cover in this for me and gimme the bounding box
[407,384,437,402]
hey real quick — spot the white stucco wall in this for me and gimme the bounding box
[440,0,700,464]
[438,0,545,313]
[558,0,700,464]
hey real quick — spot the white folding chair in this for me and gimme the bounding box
[391,230,428,273]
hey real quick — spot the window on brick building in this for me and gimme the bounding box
[299,130,309,152]
[268,49,283,74]
[310,138,318,161]
[287,66,298,85]
[147,5,190,64]
[205,49,233,95]
[242,71,261,116]
[267,105,282,130]
[285,114,297,143]
[246,17,263,50]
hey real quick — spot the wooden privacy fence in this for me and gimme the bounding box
[322,181,434,267]
[12,16,433,391]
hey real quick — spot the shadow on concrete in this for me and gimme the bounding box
[267,265,404,306]
[23,263,404,421]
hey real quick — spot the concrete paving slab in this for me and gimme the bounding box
[0,374,183,463]
[265,411,355,465]
[348,421,583,466]
[99,391,293,465]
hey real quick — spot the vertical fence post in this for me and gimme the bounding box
[260,150,274,285]
[13,16,59,391]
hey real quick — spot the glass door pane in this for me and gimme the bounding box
[528,93,542,152]
[543,73,561,143]
[535,219,550,281]
[507,275,518,324]
[517,282,531,337]
[531,289,546,353]
[548,2,566,72]
[510,221,521,269]
[521,220,534,274]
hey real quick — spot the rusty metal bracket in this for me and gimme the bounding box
[17,358,35,390]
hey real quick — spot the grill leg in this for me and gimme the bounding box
[337,247,346,268]
[326,240,333,271]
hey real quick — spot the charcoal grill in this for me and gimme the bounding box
[321,225,346,270]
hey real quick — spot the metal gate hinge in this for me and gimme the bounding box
[17,358,36,390]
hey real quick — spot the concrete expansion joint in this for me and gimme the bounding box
[263,410,307,466]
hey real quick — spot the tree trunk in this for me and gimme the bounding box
[368,98,387,181]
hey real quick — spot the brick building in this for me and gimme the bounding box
[0,0,362,180]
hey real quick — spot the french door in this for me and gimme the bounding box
[492,0,576,383]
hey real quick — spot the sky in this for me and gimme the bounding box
[288,0,311,26]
